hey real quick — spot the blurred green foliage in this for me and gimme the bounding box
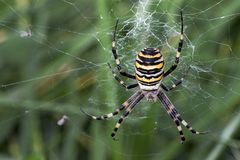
[0,0,239,160]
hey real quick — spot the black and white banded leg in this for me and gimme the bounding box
[111,91,144,140]
[108,63,138,90]
[166,110,185,142]
[158,90,207,142]
[164,11,184,77]
[161,66,190,91]
[111,19,135,79]
[80,90,142,121]
[161,77,184,91]
[175,114,207,135]
[157,91,185,142]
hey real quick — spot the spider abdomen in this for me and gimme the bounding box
[135,48,164,91]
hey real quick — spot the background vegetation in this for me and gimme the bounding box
[0,0,239,160]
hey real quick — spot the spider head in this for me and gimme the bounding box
[142,90,159,102]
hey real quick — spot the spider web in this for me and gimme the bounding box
[0,0,239,159]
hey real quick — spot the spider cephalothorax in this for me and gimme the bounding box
[81,11,206,142]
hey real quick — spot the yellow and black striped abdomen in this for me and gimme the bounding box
[135,48,164,91]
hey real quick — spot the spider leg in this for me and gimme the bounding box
[161,66,190,91]
[158,90,207,142]
[80,90,142,120]
[163,11,184,77]
[111,91,144,140]
[176,115,208,135]
[112,19,135,79]
[161,78,183,91]
[174,119,185,143]
[108,63,138,90]
[158,93,185,142]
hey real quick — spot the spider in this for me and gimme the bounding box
[81,11,207,142]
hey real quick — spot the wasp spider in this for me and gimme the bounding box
[81,12,207,142]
